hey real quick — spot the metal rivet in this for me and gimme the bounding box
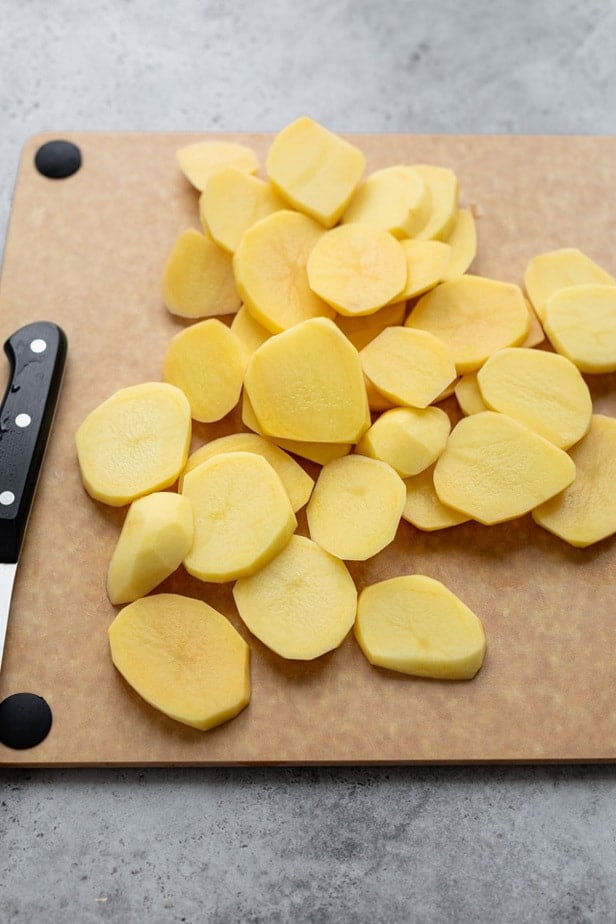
[0,491,15,506]
[30,339,47,354]
[15,414,31,428]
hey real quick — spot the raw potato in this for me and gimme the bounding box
[522,300,546,348]
[265,115,366,227]
[232,535,357,660]
[335,301,407,351]
[306,224,407,316]
[230,304,271,359]
[433,411,576,525]
[107,492,194,605]
[162,228,241,319]
[182,451,296,582]
[454,372,488,416]
[412,165,459,241]
[354,575,486,679]
[441,209,477,281]
[543,284,616,373]
[177,140,259,191]
[306,455,406,561]
[243,317,370,443]
[476,347,592,449]
[108,594,250,730]
[162,318,247,423]
[402,465,471,531]
[76,382,191,506]
[199,167,285,253]
[180,432,314,512]
[360,326,456,408]
[356,406,451,478]
[397,239,452,300]
[233,209,334,332]
[524,247,616,322]
[341,165,431,237]
[405,275,530,373]
[532,415,616,547]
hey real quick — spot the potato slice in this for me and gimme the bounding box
[233,209,335,333]
[356,406,451,478]
[411,165,459,241]
[107,492,194,605]
[341,165,431,237]
[354,575,486,680]
[199,167,285,253]
[524,247,616,322]
[108,594,250,730]
[182,451,296,583]
[454,372,488,416]
[441,209,477,281]
[265,115,365,227]
[180,432,314,512]
[233,535,357,660]
[177,140,259,191]
[244,317,370,443]
[230,304,271,359]
[397,239,451,300]
[522,300,546,348]
[532,415,616,547]
[405,275,530,373]
[162,318,247,423]
[76,382,191,506]
[306,224,407,316]
[543,283,616,373]
[433,411,576,525]
[306,455,406,560]
[402,465,471,531]
[335,300,407,351]
[360,326,456,408]
[162,227,240,319]
[476,347,592,449]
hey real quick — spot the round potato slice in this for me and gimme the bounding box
[543,284,616,373]
[341,164,431,238]
[162,227,241,319]
[524,247,616,322]
[402,465,471,532]
[356,405,451,478]
[177,140,259,191]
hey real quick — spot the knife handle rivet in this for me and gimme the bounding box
[30,339,47,354]
[0,491,15,506]
[15,414,32,429]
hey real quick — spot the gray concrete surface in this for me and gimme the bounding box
[2,1,616,921]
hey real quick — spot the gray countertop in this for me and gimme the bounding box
[2,2,616,921]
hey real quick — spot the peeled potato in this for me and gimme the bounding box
[397,239,451,300]
[402,465,471,531]
[412,165,459,241]
[543,283,616,373]
[335,300,407,351]
[199,166,285,253]
[441,209,477,280]
[177,140,259,191]
[524,247,616,322]
[356,405,451,478]
[341,164,431,237]
[162,227,241,319]
[454,372,488,416]
[230,304,272,359]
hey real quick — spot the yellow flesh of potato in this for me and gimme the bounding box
[177,140,259,191]
[162,318,247,423]
[532,415,616,547]
[356,405,451,478]
[433,411,576,525]
[454,372,488,416]
[230,304,272,359]
[199,167,285,253]
[306,455,406,561]
[441,209,477,280]
[341,165,431,237]
[524,247,616,322]
[476,347,592,449]
[182,451,296,583]
[107,492,194,605]
[543,284,616,373]
[355,575,486,679]
[162,228,241,319]
[76,382,191,506]
[244,317,370,443]
[265,115,366,227]
[108,594,250,730]
[411,165,459,241]
[521,301,546,348]
[405,275,530,373]
[360,326,456,408]
[397,239,451,299]
[335,300,407,351]
[233,209,335,333]
[402,465,471,531]
[306,224,407,316]
[233,535,357,660]
[180,432,314,512]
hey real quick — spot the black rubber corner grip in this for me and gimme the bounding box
[34,140,81,179]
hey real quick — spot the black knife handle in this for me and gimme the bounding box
[0,321,67,564]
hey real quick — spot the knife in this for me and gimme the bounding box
[0,321,68,673]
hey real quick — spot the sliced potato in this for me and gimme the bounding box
[356,405,451,478]
[335,300,407,351]
[441,209,477,280]
[397,239,451,300]
[230,304,271,360]
[177,140,259,191]
[341,164,431,237]
[402,465,471,531]
[454,372,488,416]
[411,165,458,241]
[543,283,616,373]
[199,166,285,253]
[524,247,616,322]
[162,227,241,319]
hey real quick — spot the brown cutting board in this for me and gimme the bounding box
[1,131,615,766]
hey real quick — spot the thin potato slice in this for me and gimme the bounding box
[335,301,407,351]
[521,300,546,348]
[162,227,241,319]
[230,304,271,359]
[199,167,285,253]
[306,224,407,316]
[532,415,616,547]
[233,210,334,333]
[543,284,616,373]
[397,239,451,299]
[177,140,259,191]
[433,411,576,525]
[524,247,616,322]
[405,275,530,374]
[182,451,296,583]
[341,165,431,237]
[108,594,250,730]
[76,382,191,506]
[402,465,471,531]
[306,455,406,561]
[412,165,459,241]
[233,535,357,660]
[356,406,451,478]
[477,347,592,449]
[441,209,477,281]
[355,575,486,679]
[454,372,488,416]
[162,318,247,423]
[265,115,366,227]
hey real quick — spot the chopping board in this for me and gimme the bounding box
[1,130,615,766]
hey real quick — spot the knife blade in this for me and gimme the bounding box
[0,321,67,674]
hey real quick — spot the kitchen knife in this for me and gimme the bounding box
[0,321,67,673]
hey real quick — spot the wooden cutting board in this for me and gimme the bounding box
[1,130,615,766]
